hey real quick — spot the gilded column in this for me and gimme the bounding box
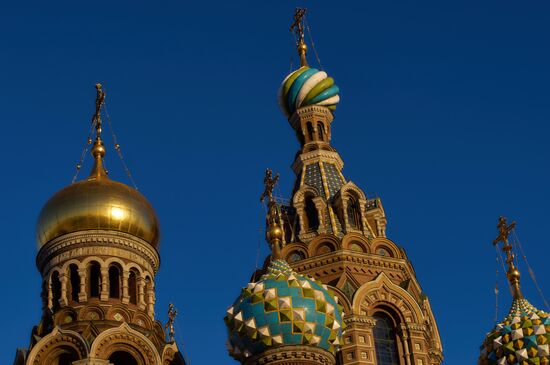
[100,267,109,301]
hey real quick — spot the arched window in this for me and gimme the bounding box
[89,262,101,298]
[129,270,138,305]
[288,251,305,263]
[317,122,325,141]
[304,197,319,232]
[306,122,314,142]
[68,264,80,302]
[347,195,362,229]
[109,351,139,365]
[51,271,61,311]
[46,346,80,365]
[377,247,392,257]
[373,313,400,365]
[109,265,121,299]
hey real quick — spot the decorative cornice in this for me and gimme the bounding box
[244,345,336,365]
[292,149,344,175]
[343,315,375,327]
[37,230,160,274]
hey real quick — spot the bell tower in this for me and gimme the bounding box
[13,84,185,365]
[270,9,444,365]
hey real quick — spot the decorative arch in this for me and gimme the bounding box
[90,322,162,365]
[339,181,367,201]
[292,185,321,205]
[342,233,371,253]
[352,272,424,324]
[308,234,341,256]
[27,327,88,365]
[371,237,402,259]
[106,305,132,323]
[327,285,352,315]
[78,305,105,321]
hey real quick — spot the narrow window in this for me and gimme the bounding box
[304,197,319,231]
[373,314,400,365]
[89,262,101,298]
[69,264,80,302]
[347,195,362,229]
[51,271,61,311]
[109,266,121,299]
[306,122,314,142]
[317,122,325,141]
[129,270,138,305]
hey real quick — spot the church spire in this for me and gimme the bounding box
[290,8,308,67]
[493,216,523,299]
[89,83,108,179]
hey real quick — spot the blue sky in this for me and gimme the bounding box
[2,1,550,364]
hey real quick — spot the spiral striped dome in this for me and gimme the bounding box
[278,66,340,118]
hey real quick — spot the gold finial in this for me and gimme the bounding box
[261,169,284,259]
[89,83,108,179]
[493,216,523,299]
[165,303,177,342]
[290,7,308,67]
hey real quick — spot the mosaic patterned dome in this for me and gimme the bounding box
[278,66,340,118]
[225,259,345,361]
[479,298,550,365]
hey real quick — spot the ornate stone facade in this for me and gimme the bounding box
[270,104,444,365]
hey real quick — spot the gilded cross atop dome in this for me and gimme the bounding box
[290,7,308,67]
[260,168,279,204]
[90,83,108,179]
[493,216,523,299]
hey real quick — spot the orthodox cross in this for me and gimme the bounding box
[92,83,106,139]
[165,303,177,342]
[493,216,517,266]
[260,168,280,204]
[290,8,307,45]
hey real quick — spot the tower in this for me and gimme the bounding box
[13,85,185,365]
[229,9,444,365]
[479,217,550,365]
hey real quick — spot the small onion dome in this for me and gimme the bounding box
[278,66,340,118]
[36,145,160,250]
[224,259,345,361]
[479,298,550,365]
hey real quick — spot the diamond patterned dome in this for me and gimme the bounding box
[224,259,345,361]
[479,298,550,365]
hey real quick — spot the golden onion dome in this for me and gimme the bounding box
[36,139,160,250]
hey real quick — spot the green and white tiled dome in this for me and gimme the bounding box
[224,259,345,361]
[479,298,550,365]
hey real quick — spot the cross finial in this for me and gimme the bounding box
[290,8,308,67]
[493,216,523,299]
[92,83,106,140]
[260,168,280,204]
[165,303,177,342]
[89,83,108,179]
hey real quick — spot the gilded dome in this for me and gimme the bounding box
[36,142,160,249]
[479,298,550,365]
[224,259,344,361]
